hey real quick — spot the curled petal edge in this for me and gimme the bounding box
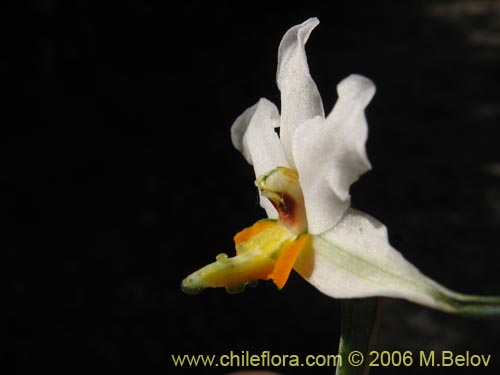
[277,17,325,168]
[292,74,375,235]
[230,98,289,218]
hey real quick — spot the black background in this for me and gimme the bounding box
[5,1,500,374]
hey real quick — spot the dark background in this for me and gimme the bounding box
[5,0,500,374]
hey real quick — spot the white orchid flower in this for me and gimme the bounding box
[181,18,500,315]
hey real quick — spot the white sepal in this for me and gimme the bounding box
[292,75,375,234]
[277,17,324,168]
[231,98,290,218]
[294,208,457,312]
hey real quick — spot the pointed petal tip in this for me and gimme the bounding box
[337,74,376,107]
[303,17,320,28]
[286,17,320,38]
[277,17,324,168]
[278,17,320,60]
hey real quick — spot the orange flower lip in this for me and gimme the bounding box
[181,219,311,294]
[181,166,312,295]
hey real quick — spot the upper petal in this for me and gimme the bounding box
[292,74,375,234]
[231,98,290,218]
[277,17,324,168]
[293,208,458,311]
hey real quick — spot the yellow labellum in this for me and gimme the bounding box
[181,167,310,294]
[181,220,309,294]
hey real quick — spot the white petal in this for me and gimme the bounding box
[294,208,461,312]
[292,74,375,234]
[277,17,324,167]
[230,98,290,218]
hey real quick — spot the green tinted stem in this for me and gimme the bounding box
[336,298,381,375]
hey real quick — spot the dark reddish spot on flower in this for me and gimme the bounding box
[271,192,297,226]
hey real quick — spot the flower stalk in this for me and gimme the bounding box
[336,298,380,375]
